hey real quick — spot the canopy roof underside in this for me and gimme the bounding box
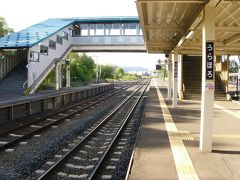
[136,0,240,55]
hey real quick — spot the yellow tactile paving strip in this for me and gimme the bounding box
[153,79,199,180]
[178,131,194,141]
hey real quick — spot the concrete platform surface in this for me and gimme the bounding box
[129,78,240,180]
[0,83,110,107]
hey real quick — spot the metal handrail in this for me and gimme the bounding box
[23,80,28,89]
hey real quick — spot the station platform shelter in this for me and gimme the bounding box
[136,0,240,153]
[129,78,240,180]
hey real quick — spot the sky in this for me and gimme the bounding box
[1,0,164,70]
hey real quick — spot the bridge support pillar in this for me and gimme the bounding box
[55,63,62,90]
[172,50,178,107]
[66,59,71,87]
[167,53,172,100]
[200,0,215,152]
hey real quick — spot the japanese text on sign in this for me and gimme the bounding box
[206,41,214,80]
[205,82,214,91]
[174,62,178,79]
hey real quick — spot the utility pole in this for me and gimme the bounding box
[93,55,99,83]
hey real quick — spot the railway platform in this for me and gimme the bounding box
[0,83,110,105]
[0,83,114,131]
[129,78,240,180]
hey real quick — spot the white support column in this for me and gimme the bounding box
[172,51,178,107]
[178,54,183,100]
[226,55,230,93]
[200,0,215,152]
[167,54,172,100]
[55,63,61,90]
[66,60,71,87]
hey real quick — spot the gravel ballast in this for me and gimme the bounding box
[0,86,138,179]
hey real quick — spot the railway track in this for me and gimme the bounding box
[35,79,150,179]
[0,82,140,152]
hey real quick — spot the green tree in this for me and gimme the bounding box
[100,64,115,79]
[70,53,96,82]
[113,67,124,79]
[122,73,139,81]
[38,69,56,90]
[229,59,239,73]
[0,16,14,37]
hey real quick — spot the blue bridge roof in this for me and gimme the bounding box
[0,16,139,49]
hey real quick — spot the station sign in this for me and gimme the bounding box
[156,64,161,70]
[157,59,168,65]
[206,41,214,80]
[174,62,178,79]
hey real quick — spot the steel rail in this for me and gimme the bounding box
[124,90,149,180]
[0,84,132,137]
[0,83,137,151]
[37,80,149,180]
[89,79,150,179]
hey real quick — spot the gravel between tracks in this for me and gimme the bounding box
[112,97,146,179]
[0,88,134,179]
[94,91,148,180]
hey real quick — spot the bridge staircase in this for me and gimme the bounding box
[0,62,27,97]
[182,56,226,100]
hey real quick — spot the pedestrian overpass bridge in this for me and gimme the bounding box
[0,17,145,92]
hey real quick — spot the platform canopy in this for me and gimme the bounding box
[136,0,240,55]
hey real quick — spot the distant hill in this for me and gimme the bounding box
[122,66,149,72]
